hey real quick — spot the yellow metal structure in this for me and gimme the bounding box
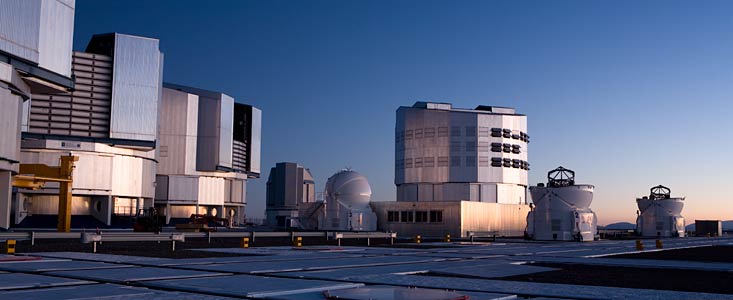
[241,237,250,248]
[11,155,78,232]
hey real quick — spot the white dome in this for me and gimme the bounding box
[325,169,372,208]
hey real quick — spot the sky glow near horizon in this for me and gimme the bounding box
[73,0,733,225]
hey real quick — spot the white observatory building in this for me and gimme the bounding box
[636,185,685,238]
[320,169,377,231]
[527,167,597,241]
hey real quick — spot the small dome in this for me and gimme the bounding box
[325,169,371,207]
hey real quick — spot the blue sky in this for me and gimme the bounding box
[74,0,733,224]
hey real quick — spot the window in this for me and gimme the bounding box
[430,210,443,223]
[388,211,399,222]
[405,158,413,168]
[465,126,476,137]
[415,211,428,223]
[414,129,423,139]
[405,130,413,140]
[451,126,461,137]
[491,157,502,167]
[466,156,476,167]
[491,128,502,137]
[437,127,449,137]
[451,156,461,167]
[450,141,461,151]
[414,157,423,168]
[478,141,489,152]
[479,156,490,167]
[423,157,435,167]
[401,211,413,222]
[438,156,449,167]
[478,126,489,137]
[424,127,435,138]
[465,141,477,152]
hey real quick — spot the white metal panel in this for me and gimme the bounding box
[198,176,225,205]
[38,0,75,77]
[109,34,162,141]
[218,94,234,169]
[0,87,23,172]
[0,0,42,63]
[110,155,143,197]
[248,107,261,174]
[166,175,198,202]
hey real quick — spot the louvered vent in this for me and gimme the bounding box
[232,139,247,172]
[29,51,112,138]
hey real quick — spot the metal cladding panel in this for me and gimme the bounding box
[19,149,114,192]
[461,202,531,237]
[155,175,168,200]
[0,0,42,64]
[0,87,23,172]
[158,88,198,175]
[218,94,234,169]
[38,0,75,77]
[111,155,144,197]
[248,107,261,174]
[198,176,226,205]
[195,94,223,171]
[109,34,162,141]
[167,175,198,202]
[229,179,244,203]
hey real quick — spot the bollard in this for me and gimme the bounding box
[293,236,302,247]
[635,239,644,251]
[241,237,250,248]
[655,239,663,249]
[414,235,421,244]
[444,234,451,243]
[3,240,16,254]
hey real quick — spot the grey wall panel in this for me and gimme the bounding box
[218,94,234,169]
[109,34,162,141]
[0,87,23,172]
[0,0,42,64]
[155,175,168,201]
[195,95,221,171]
[0,0,74,77]
[37,0,75,77]
[249,107,261,175]
[167,175,198,202]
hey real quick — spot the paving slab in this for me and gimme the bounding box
[430,263,558,278]
[346,273,733,300]
[0,283,239,300]
[511,256,733,272]
[137,252,371,267]
[263,285,517,300]
[27,252,171,263]
[47,266,229,283]
[141,274,364,298]
[183,255,443,274]
[0,260,135,272]
[0,273,93,290]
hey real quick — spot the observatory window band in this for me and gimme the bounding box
[414,158,423,168]
[478,126,490,137]
[424,127,435,138]
[415,211,428,223]
[387,211,399,222]
[414,129,423,139]
[401,211,413,222]
[430,210,443,223]
[489,128,530,143]
[423,157,435,167]
[437,127,449,137]
[438,156,449,167]
[490,157,530,170]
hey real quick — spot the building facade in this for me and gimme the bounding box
[377,102,531,237]
[155,84,261,225]
[395,102,529,204]
[14,33,163,227]
[0,0,76,229]
[265,162,315,228]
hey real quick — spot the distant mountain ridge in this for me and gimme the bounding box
[601,222,635,230]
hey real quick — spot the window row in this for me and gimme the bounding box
[491,128,529,142]
[396,127,529,142]
[490,157,530,170]
[387,210,443,223]
[448,141,522,154]
[397,156,529,169]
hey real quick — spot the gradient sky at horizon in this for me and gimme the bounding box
[73,0,733,225]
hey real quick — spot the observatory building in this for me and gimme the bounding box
[312,169,377,231]
[373,102,531,237]
[15,33,163,227]
[636,185,685,238]
[0,0,76,229]
[155,84,261,225]
[527,167,597,241]
[265,162,315,228]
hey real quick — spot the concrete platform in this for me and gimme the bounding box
[0,273,93,290]
[0,260,134,272]
[184,255,443,274]
[0,283,240,300]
